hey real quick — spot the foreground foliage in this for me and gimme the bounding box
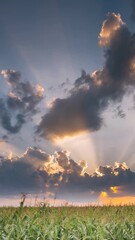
[0,205,134,239]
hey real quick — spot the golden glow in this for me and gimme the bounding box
[114,171,119,176]
[44,155,64,175]
[99,27,119,46]
[7,151,13,160]
[95,168,104,177]
[47,97,56,109]
[58,175,63,182]
[110,186,118,194]
[0,70,18,85]
[99,185,135,205]
[114,162,128,170]
[35,84,44,96]
[99,13,124,47]
[100,195,135,206]
[51,118,90,144]
[91,70,103,86]
[130,58,135,78]
[100,191,108,198]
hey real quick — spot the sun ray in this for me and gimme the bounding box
[55,132,98,173]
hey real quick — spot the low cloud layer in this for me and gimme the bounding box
[37,13,135,141]
[0,70,44,134]
[0,147,134,199]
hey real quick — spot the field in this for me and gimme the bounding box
[0,205,134,239]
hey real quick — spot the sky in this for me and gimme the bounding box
[0,0,135,206]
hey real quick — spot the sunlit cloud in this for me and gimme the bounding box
[0,7,135,207]
[0,146,134,206]
[110,186,119,194]
[35,84,44,97]
[37,13,135,144]
[98,13,124,47]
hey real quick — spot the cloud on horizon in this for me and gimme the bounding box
[36,13,135,141]
[0,147,134,200]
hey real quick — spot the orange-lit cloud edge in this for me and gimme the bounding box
[0,146,134,207]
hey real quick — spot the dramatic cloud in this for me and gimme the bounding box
[0,147,49,192]
[0,147,134,198]
[20,147,50,169]
[37,13,135,141]
[0,70,44,134]
[99,13,124,47]
[131,0,135,21]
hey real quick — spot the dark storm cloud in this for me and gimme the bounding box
[0,70,44,134]
[131,0,135,21]
[92,162,135,192]
[37,13,135,141]
[0,159,44,190]
[0,147,134,195]
[50,155,135,194]
[37,75,103,140]
[0,147,49,192]
[20,147,50,169]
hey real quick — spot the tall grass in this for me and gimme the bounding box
[0,205,134,239]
